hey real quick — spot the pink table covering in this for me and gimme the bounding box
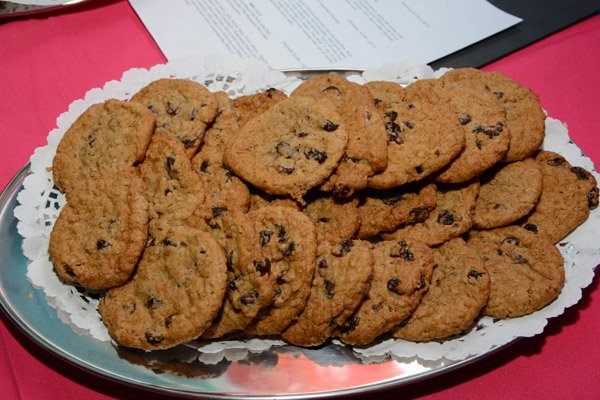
[1,1,599,399]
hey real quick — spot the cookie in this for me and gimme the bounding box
[131,78,218,158]
[338,239,434,346]
[49,168,148,289]
[393,238,490,342]
[410,78,511,183]
[384,180,480,246]
[223,96,349,201]
[52,99,155,194]
[281,240,373,346]
[473,158,543,229]
[98,226,227,350]
[303,192,361,244]
[192,92,250,216]
[292,74,388,196]
[441,68,545,162]
[521,150,599,243]
[233,88,287,127]
[365,82,465,189]
[357,183,436,238]
[466,225,565,318]
[140,134,206,242]
[245,206,317,335]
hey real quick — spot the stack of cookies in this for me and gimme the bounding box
[48,68,599,351]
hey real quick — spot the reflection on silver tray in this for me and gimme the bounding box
[0,0,89,18]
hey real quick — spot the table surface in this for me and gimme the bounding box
[1,1,599,399]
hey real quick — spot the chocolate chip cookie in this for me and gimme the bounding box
[224,96,349,201]
[233,88,287,127]
[131,78,218,158]
[466,225,565,318]
[473,158,543,229]
[52,99,155,194]
[99,226,227,350]
[281,240,373,346]
[49,168,148,289]
[338,239,434,346]
[393,238,490,342]
[521,150,599,243]
[303,192,361,244]
[292,74,388,196]
[245,206,318,335]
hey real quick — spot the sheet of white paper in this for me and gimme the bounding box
[129,0,522,70]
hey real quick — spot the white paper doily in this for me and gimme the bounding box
[14,54,600,362]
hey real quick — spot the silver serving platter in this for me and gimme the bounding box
[0,0,90,18]
[0,162,512,398]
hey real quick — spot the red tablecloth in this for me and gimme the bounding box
[1,1,599,399]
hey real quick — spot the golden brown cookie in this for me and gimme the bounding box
[466,225,565,318]
[49,168,148,289]
[52,99,155,194]
[233,88,287,127]
[292,74,388,196]
[99,227,227,350]
[303,192,361,244]
[131,78,218,158]
[393,238,490,342]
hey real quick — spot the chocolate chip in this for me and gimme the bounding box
[523,223,538,233]
[318,258,328,269]
[259,230,273,246]
[407,103,416,109]
[332,239,353,257]
[180,138,196,149]
[283,241,296,256]
[295,131,309,138]
[341,316,359,333]
[404,120,414,129]
[415,165,424,174]
[318,217,330,223]
[227,280,237,291]
[276,224,287,242]
[408,207,429,223]
[189,108,197,120]
[146,297,162,309]
[381,193,405,206]
[200,160,209,172]
[468,270,484,280]
[319,279,334,299]
[166,156,176,171]
[277,165,295,174]
[212,206,227,218]
[96,240,111,250]
[502,236,520,246]
[240,290,258,305]
[166,101,179,116]
[385,111,398,121]
[371,303,383,311]
[390,240,414,261]
[276,274,286,285]
[570,166,590,180]
[226,252,234,272]
[145,332,164,345]
[88,138,96,147]
[254,258,271,275]
[546,157,567,167]
[165,315,174,327]
[475,139,484,150]
[323,120,339,132]
[161,238,174,247]
[437,210,456,225]
[493,91,505,99]
[459,115,472,125]
[416,275,427,291]
[304,148,328,164]
[588,187,599,209]
[387,277,401,292]
[374,98,383,107]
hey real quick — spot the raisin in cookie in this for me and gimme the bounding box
[140,134,206,242]
[338,239,434,346]
[357,183,436,238]
[365,82,465,189]
[131,78,218,158]
[52,99,155,194]
[49,168,148,289]
[245,206,317,335]
[384,180,480,246]
[394,238,490,342]
[441,68,545,162]
[98,227,227,350]
[521,150,599,243]
[224,96,348,201]
[202,209,275,338]
[410,78,511,183]
[281,240,373,347]
[233,88,287,127]
[466,225,565,318]
[473,158,543,229]
[292,74,388,196]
